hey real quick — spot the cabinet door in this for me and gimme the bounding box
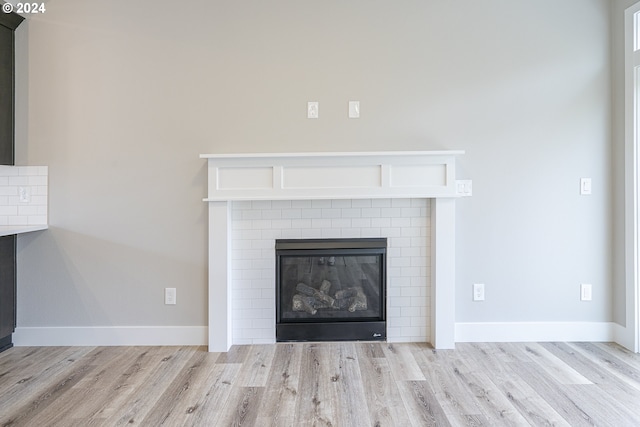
[0,24,14,164]
[0,236,16,339]
[0,24,13,339]
[0,11,24,346]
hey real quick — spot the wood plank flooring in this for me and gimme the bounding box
[1,342,639,426]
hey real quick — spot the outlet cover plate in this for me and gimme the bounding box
[307,101,319,119]
[348,101,360,118]
[165,288,177,305]
[456,180,473,197]
[473,283,485,301]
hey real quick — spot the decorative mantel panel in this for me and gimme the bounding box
[201,151,463,352]
[201,151,460,201]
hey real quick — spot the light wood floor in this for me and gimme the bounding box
[1,342,640,426]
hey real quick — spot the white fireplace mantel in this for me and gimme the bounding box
[200,151,463,202]
[201,151,464,352]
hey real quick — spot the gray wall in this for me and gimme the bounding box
[15,0,615,329]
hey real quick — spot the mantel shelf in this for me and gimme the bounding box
[200,150,465,159]
[201,150,464,202]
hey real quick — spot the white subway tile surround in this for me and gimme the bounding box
[231,198,430,345]
[0,166,48,234]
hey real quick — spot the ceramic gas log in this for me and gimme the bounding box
[292,281,367,315]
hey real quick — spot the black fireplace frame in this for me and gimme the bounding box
[275,238,387,342]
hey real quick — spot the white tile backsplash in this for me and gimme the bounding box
[0,166,48,227]
[230,198,430,345]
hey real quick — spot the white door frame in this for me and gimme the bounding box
[624,2,640,353]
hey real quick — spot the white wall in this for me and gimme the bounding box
[14,0,614,339]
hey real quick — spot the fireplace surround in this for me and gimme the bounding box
[201,151,463,352]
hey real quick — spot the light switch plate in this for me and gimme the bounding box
[580,178,592,195]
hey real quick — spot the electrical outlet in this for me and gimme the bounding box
[580,284,592,301]
[18,187,30,203]
[165,288,177,305]
[473,283,485,301]
[348,101,360,118]
[456,180,473,197]
[307,101,319,119]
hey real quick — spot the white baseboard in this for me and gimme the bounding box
[13,326,208,347]
[455,321,617,343]
[11,323,627,349]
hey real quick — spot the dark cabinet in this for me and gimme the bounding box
[0,12,24,353]
[0,12,22,164]
[0,236,15,352]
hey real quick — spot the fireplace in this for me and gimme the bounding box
[276,238,387,342]
[201,151,461,352]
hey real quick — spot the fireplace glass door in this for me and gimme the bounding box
[276,238,386,342]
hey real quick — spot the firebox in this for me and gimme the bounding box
[275,238,387,342]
